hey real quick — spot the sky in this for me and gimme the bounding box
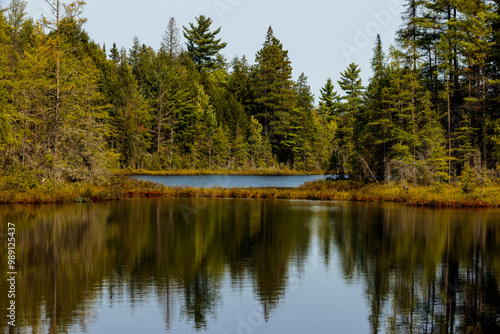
[22,0,406,103]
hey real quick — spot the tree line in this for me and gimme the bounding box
[0,0,499,186]
[327,0,500,184]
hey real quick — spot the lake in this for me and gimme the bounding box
[1,199,499,333]
[131,174,327,188]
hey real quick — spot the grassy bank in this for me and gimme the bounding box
[114,168,322,176]
[164,180,500,208]
[1,177,500,207]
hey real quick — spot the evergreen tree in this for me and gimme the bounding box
[105,49,151,168]
[183,15,227,71]
[366,35,391,179]
[397,0,426,70]
[293,73,318,169]
[35,0,112,181]
[248,116,274,168]
[295,72,314,112]
[253,26,296,163]
[384,47,449,183]
[319,78,341,117]
[331,63,365,177]
[149,53,193,164]
[228,56,253,115]
[109,42,119,63]
[128,36,155,93]
[457,0,496,168]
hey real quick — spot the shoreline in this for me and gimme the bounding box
[114,169,323,176]
[1,177,499,208]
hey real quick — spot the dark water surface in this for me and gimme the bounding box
[132,174,327,188]
[1,199,499,334]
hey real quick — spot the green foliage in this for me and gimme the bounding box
[183,15,227,71]
[252,26,299,163]
[458,163,477,194]
[0,4,499,186]
[319,78,341,117]
[0,167,37,192]
[330,63,365,177]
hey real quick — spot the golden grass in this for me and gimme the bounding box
[1,177,499,208]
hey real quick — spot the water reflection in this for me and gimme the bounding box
[0,200,499,333]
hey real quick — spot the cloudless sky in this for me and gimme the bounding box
[24,0,405,103]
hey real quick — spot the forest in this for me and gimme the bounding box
[0,0,499,189]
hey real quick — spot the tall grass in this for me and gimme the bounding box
[1,176,499,207]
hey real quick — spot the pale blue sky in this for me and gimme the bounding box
[24,0,405,102]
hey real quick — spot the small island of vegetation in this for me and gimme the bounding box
[1,0,500,207]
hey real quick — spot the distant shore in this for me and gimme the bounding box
[1,175,499,208]
[114,168,323,176]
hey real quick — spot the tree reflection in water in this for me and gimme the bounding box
[0,200,498,333]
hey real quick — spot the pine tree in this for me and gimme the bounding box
[397,0,426,70]
[109,42,119,63]
[228,56,253,115]
[183,15,227,71]
[332,63,365,177]
[253,26,296,162]
[128,36,155,94]
[457,0,495,168]
[149,53,193,163]
[366,35,391,180]
[295,72,314,112]
[294,73,317,169]
[106,49,151,168]
[385,47,449,183]
[319,78,341,117]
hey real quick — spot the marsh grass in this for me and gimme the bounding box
[1,176,499,207]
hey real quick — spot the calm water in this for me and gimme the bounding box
[1,199,499,334]
[132,174,327,188]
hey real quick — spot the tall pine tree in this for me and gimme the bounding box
[183,15,227,71]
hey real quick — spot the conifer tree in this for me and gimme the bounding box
[183,15,227,71]
[332,63,365,177]
[253,26,296,162]
[457,0,495,168]
[366,35,391,179]
[106,49,151,168]
[319,78,341,117]
[36,0,112,181]
[295,72,314,113]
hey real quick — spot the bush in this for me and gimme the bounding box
[0,167,38,192]
[458,163,477,194]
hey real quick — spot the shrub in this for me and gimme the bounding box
[458,163,477,194]
[0,167,38,192]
